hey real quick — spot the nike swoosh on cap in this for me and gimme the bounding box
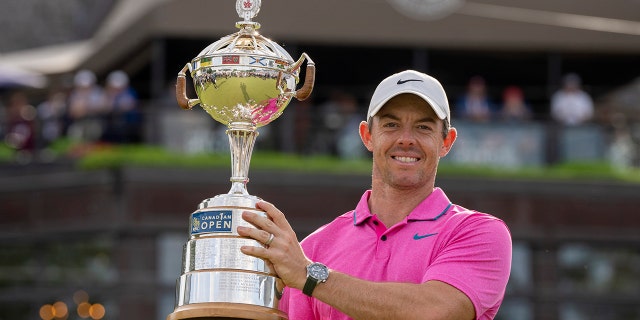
[413,232,438,240]
[397,79,424,85]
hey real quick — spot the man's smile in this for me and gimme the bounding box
[392,156,420,163]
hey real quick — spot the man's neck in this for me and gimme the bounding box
[368,184,434,227]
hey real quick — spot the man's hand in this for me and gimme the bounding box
[238,201,311,290]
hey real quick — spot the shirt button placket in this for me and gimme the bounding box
[372,218,391,259]
[377,233,391,258]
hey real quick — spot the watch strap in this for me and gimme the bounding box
[302,276,318,296]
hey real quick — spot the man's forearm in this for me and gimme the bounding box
[309,271,475,320]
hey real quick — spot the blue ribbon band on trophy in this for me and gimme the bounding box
[191,210,234,235]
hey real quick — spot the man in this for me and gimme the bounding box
[239,70,512,319]
[550,73,594,126]
[455,75,495,122]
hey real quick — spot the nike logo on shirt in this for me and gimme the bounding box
[413,232,438,240]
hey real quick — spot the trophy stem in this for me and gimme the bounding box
[227,122,258,196]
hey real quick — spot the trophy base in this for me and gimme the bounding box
[167,302,287,320]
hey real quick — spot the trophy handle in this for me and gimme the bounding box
[293,53,315,101]
[176,64,201,110]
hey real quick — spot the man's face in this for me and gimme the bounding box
[360,93,455,191]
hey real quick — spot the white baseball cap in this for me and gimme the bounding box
[368,70,450,124]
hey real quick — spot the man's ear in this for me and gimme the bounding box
[440,127,457,158]
[359,121,373,152]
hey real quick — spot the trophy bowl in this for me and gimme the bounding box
[167,0,314,319]
[175,18,314,128]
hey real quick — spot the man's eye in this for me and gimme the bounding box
[418,125,432,130]
[383,122,398,127]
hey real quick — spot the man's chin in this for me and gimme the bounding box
[388,177,425,190]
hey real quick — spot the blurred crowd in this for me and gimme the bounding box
[0,69,141,162]
[2,69,638,168]
[454,73,594,125]
[303,72,603,162]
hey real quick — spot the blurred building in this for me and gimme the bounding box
[0,0,638,116]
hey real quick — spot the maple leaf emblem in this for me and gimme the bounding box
[243,0,252,9]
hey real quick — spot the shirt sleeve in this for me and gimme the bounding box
[423,213,512,319]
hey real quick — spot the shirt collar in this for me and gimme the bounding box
[353,190,373,225]
[352,188,452,226]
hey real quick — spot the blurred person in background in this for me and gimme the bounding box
[455,75,496,122]
[499,85,532,122]
[311,90,362,156]
[4,91,37,162]
[37,88,68,149]
[67,69,105,143]
[274,97,314,154]
[335,93,367,160]
[101,70,141,143]
[550,73,594,126]
[608,113,636,170]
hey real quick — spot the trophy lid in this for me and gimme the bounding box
[193,0,294,64]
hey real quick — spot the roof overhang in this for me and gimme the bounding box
[2,0,639,76]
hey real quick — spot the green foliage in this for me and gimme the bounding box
[76,144,640,182]
[3,140,640,183]
[438,161,640,183]
[78,144,228,169]
[0,143,13,161]
[78,144,373,174]
[47,137,76,154]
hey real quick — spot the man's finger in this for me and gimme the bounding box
[256,201,294,233]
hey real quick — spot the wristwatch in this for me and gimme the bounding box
[303,262,329,296]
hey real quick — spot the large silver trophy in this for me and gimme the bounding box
[167,0,314,319]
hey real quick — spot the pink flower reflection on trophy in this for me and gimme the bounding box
[252,97,280,125]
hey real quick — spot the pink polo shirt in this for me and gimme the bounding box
[279,188,512,320]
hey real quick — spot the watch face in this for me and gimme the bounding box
[308,263,329,280]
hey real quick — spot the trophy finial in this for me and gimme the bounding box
[236,0,261,22]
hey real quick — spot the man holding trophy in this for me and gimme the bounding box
[238,70,512,319]
[167,0,511,318]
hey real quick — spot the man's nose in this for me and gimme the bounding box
[396,128,417,145]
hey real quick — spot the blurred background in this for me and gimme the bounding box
[1,0,639,319]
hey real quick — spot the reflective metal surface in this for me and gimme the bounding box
[169,0,314,318]
[175,0,315,127]
[191,60,298,128]
[182,237,273,273]
[176,271,279,308]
